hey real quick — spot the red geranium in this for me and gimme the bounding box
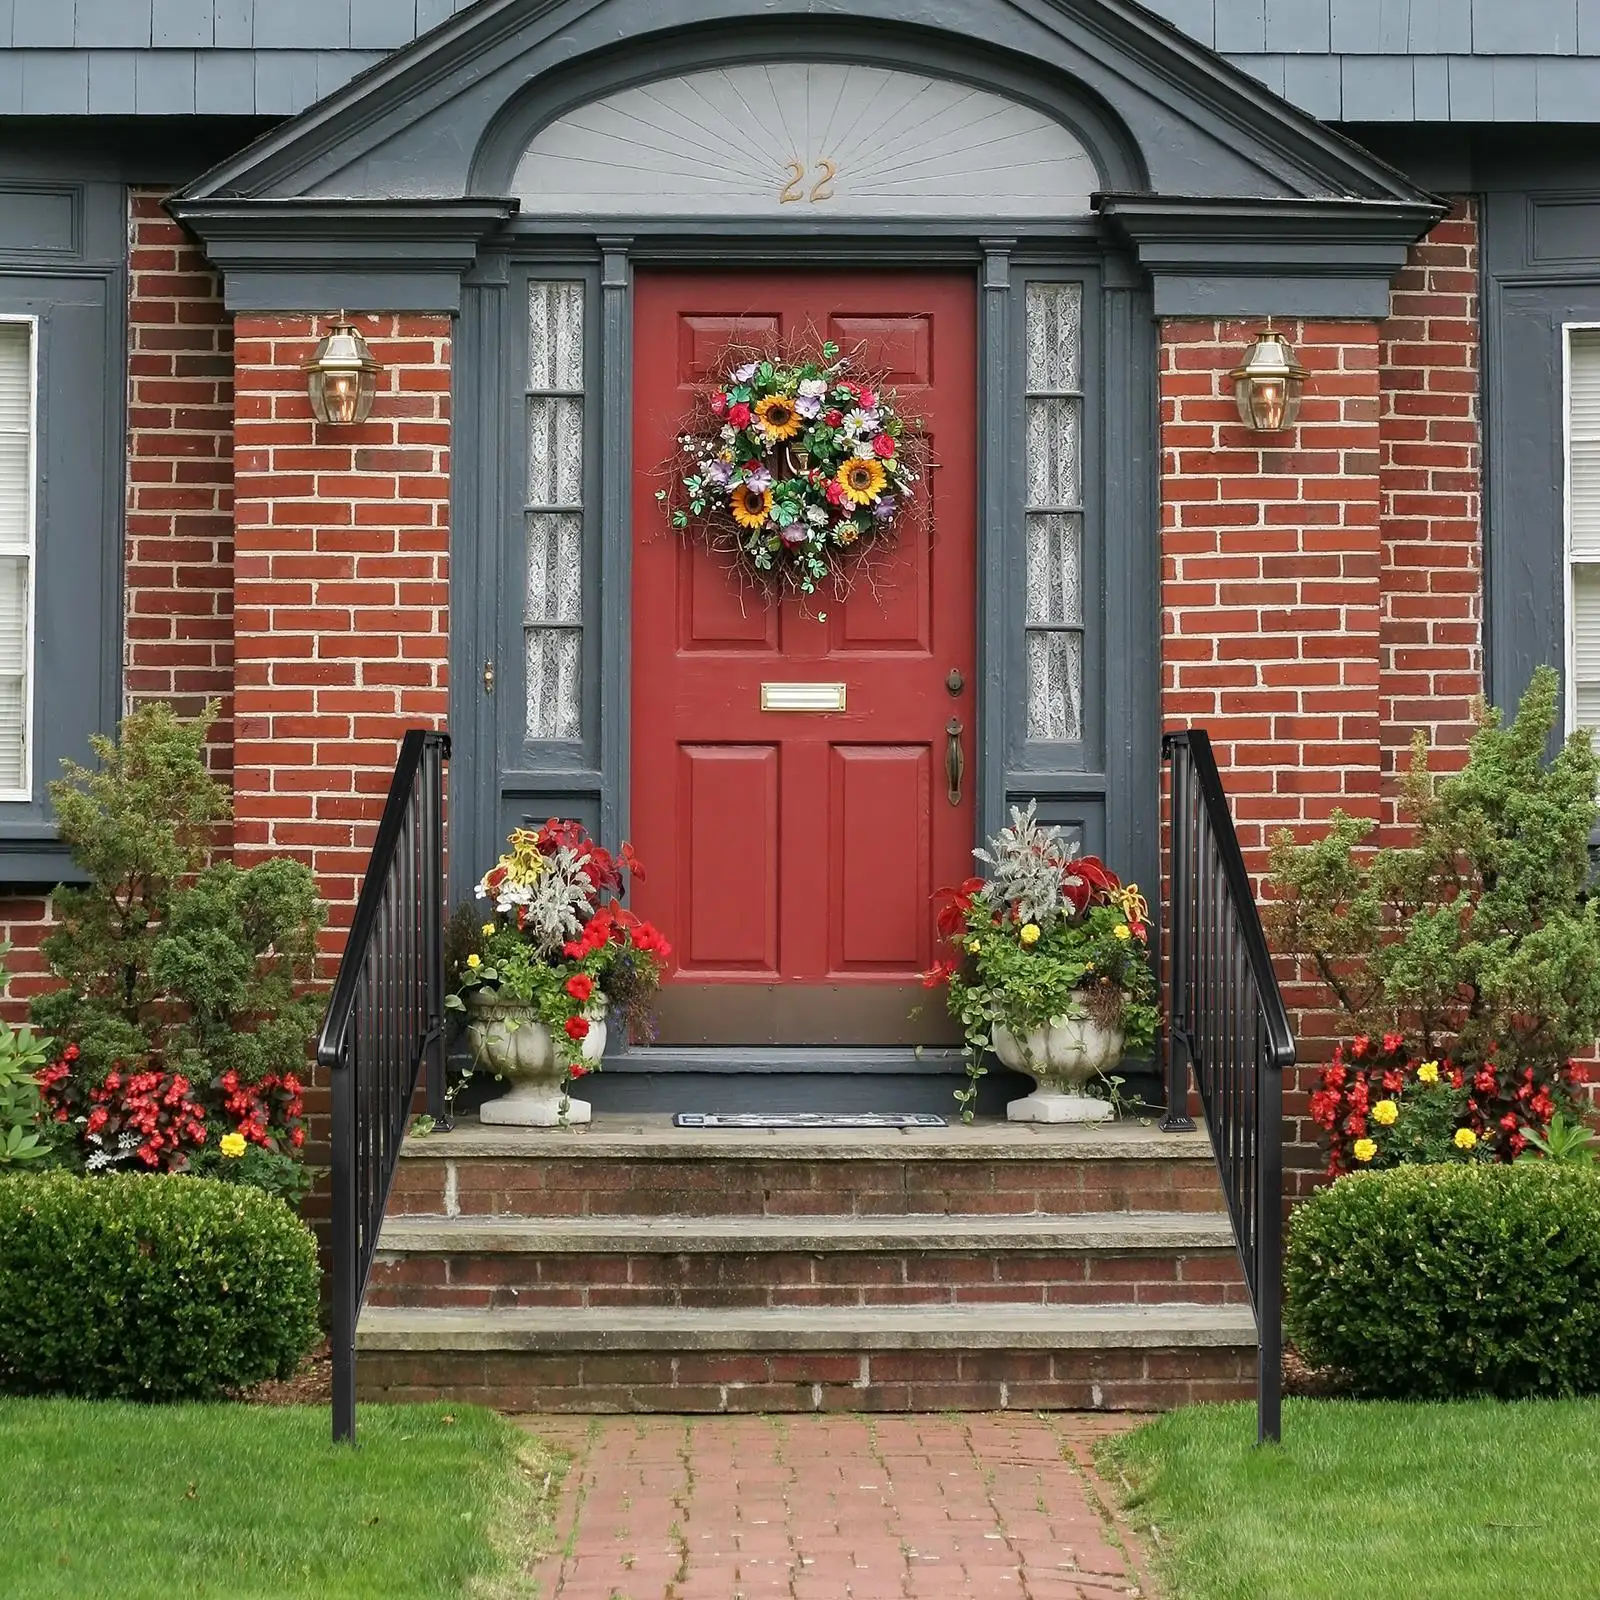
[566,974,594,1002]
[565,1016,590,1042]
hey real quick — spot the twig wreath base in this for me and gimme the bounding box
[655,339,928,604]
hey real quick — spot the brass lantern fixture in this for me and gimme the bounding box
[1229,329,1308,433]
[302,314,381,426]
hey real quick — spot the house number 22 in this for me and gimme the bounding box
[779,159,838,204]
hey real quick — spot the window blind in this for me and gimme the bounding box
[0,322,31,794]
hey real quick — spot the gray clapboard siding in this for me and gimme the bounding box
[2,1,1600,118]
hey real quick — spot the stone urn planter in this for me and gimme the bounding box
[992,1015,1123,1123]
[466,992,606,1127]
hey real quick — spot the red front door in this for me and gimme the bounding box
[631,271,977,1046]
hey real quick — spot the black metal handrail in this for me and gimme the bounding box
[1161,729,1296,1444]
[318,729,450,1445]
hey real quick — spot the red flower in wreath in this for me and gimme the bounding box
[727,401,752,428]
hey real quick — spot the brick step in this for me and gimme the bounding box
[354,1303,1258,1413]
[389,1117,1226,1219]
[366,1212,1248,1310]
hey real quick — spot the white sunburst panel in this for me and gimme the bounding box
[513,63,1100,218]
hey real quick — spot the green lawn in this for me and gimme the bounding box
[0,1399,564,1599]
[1103,1398,1600,1600]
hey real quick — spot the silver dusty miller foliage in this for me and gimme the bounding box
[972,800,1079,926]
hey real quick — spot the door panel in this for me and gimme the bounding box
[680,744,779,975]
[631,270,977,1045]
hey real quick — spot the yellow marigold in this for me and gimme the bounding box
[1019,923,1041,947]
[1113,924,1132,941]
[466,953,481,970]
[1417,1060,1440,1084]
[219,1132,247,1159]
[1372,1099,1399,1126]
[1352,1138,1377,1164]
[481,922,495,937]
[966,937,982,954]
[1454,1127,1478,1151]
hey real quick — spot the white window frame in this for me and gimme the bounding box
[0,314,36,803]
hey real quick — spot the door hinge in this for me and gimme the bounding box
[482,659,495,695]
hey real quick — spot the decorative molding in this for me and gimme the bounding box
[512,63,1099,220]
[1095,194,1446,316]
[163,197,519,311]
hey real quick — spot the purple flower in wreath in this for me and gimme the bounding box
[743,465,775,493]
[780,523,810,545]
[700,459,732,487]
[872,496,899,522]
[795,394,822,420]
[732,361,759,383]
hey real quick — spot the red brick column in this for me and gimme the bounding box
[1159,317,1384,1192]
[1378,200,1484,813]
[126,192,237,774]
[230,313,452,954]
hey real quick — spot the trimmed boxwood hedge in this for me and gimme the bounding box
[0,1171,319,1400]
[1285,1163,1600,1400]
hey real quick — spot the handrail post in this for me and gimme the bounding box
[331,1040,356,1445]
[1162,737,1197,1133]
[1256,1039,1284,1444]
[424,738,449,1126]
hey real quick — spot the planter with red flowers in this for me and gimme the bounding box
[445,822,670,1127]
[927,802,1158,1123]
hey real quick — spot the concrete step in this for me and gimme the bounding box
[365,1210,1248,1311]
[389,1114,1226,1219]
[354,1302,1258,1413]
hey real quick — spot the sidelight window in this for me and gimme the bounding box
[524,279,586,741]
[1023,282,1084,743]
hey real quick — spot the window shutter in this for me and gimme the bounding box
[0,323,31,793]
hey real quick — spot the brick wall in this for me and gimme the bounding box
[125,189,236,767]
[230,313,452,950]
[1378,199,1483,815]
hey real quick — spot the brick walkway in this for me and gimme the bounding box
[518,1412,1157,1600]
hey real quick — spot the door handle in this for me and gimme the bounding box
[945,718,965,808]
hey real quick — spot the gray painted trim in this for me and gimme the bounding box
[163,195,517,310]
[598,240,631,851]
[609,1048,968,1075]
[1480,179,1600,724]
[1097,193,1446,316]
[0,172,125,886]
[977,241,1013,845]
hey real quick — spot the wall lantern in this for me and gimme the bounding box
[303,314,381,426]
[1229,330,1308,433]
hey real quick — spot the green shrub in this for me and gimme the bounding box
[1286,1163,1600,1400]
[0,1171,319,1400]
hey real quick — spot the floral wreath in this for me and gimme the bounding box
[656,340,924,600]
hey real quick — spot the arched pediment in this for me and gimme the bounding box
[511,62,1101,220]
[170,0,1443,317]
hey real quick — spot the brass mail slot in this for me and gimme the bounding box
[760,682,847,712]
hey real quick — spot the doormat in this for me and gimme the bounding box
[673,1112,948,1130]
